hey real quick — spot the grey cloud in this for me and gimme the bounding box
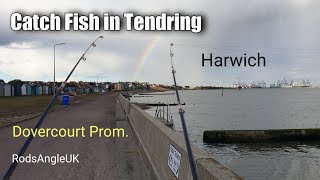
[1,0,320,86]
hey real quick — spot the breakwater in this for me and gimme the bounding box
[203,129,320,143]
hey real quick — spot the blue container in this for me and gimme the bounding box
[62,95,69,105]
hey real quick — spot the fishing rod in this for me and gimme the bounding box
[2,36,104,180]
[170,43,199,180]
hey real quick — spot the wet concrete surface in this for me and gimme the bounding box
[0,93,150,180]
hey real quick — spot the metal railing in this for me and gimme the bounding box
[154,102,175,130]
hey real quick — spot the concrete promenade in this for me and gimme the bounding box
[0,93,150,179]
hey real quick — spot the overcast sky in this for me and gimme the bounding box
[1,0,320,87]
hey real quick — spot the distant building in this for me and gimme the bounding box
[114,83,124,91]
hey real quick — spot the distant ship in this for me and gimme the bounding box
[270,78,312,88]
[292,80,312,88]
[280,77,292,88]
[270,79,286,88]
[233,81,267,89]
[233,81,250,89]
[270,82,281,88]
[251,81,267,88]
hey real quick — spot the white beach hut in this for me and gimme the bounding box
[21,84,27,95]
[43,85,49,95]
[4,84,11,96]
[38,86,43,95]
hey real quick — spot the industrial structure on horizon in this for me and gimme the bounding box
[233,78,313,89]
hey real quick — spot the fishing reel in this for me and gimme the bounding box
[179,108,185,114]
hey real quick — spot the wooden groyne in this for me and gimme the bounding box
[203,128,320,143]
[138,92,175,95]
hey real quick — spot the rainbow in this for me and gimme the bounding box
[133,35,161,81]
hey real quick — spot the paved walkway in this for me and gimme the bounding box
[0,93,150,179]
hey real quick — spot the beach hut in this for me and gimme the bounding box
[0,80,4,96]
[65,86,75,93]
[0,84,3,96]
[11,85,15,96]
[14,84,22,96]
[28,84,32,95]
[0,87,3,96]
[4,84,11,96]
[0,80,4,94]
[48,85,53,95]
[35,85,39,95]
[90,87,94,93]
[37,86,43,95]
[26,84,32,95]
[21,84,27,95]
[78,87,84,94]
[31,85,36,95]
[75,87,80,94]
[43,85,49,95]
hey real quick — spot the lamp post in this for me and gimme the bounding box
[97,74,102,91]
[96,74,107,93]
[53,43,66,96]
[87,73,107,93]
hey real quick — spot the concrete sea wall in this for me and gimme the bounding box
[118,94,242,180]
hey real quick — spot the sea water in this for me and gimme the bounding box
[131,88,320,179]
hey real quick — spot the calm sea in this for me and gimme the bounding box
[131,88,320,180]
